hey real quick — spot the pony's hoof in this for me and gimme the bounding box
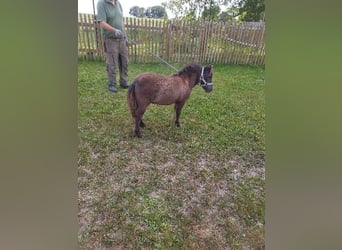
[134,132,141,138]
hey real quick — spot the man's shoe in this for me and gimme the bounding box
[120,82,130,89]
[108,84,118,93]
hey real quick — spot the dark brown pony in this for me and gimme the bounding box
[127,63,213,137]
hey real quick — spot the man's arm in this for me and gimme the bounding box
[99,21,123,37]
[99,21,117,33]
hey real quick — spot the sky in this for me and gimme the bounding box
[78,0,169,17]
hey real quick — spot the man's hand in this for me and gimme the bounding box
[113,29,123,38]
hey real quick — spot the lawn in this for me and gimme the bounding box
[78,60,265,249]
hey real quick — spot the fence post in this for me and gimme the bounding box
[199,21,211,63]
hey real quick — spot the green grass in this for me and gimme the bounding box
[78,60,265,249]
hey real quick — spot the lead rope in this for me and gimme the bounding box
[152,54,179,72]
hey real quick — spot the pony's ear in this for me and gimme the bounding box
[207,64,213,74]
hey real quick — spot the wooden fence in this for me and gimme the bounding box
[78,14,265,65]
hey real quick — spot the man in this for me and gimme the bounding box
[97,0,129,93]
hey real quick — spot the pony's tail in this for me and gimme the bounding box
[127,82,138,118]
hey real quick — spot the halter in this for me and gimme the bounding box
[199,66,213,87]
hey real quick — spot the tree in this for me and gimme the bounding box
[162,0,265,22]
[202,4,221,21]
[162,0,229,20]
[129,6,146,18]
[234,0,265,22]
[145,6,168,19]
[218,6,239,23]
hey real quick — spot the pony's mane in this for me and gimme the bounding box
[173,63,201,77]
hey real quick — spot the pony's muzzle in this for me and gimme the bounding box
[203,85,213,93]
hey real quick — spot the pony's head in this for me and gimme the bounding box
[199,64,213,93]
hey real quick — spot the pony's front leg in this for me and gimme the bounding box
[174,102,185,127]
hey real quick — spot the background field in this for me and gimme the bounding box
[78,61,265,249]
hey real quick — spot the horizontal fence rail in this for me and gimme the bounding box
[78,14,265,65]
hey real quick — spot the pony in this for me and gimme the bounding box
[127,63,213,137]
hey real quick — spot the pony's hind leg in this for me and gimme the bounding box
[134,105,147,137]
[134,118,142,137]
